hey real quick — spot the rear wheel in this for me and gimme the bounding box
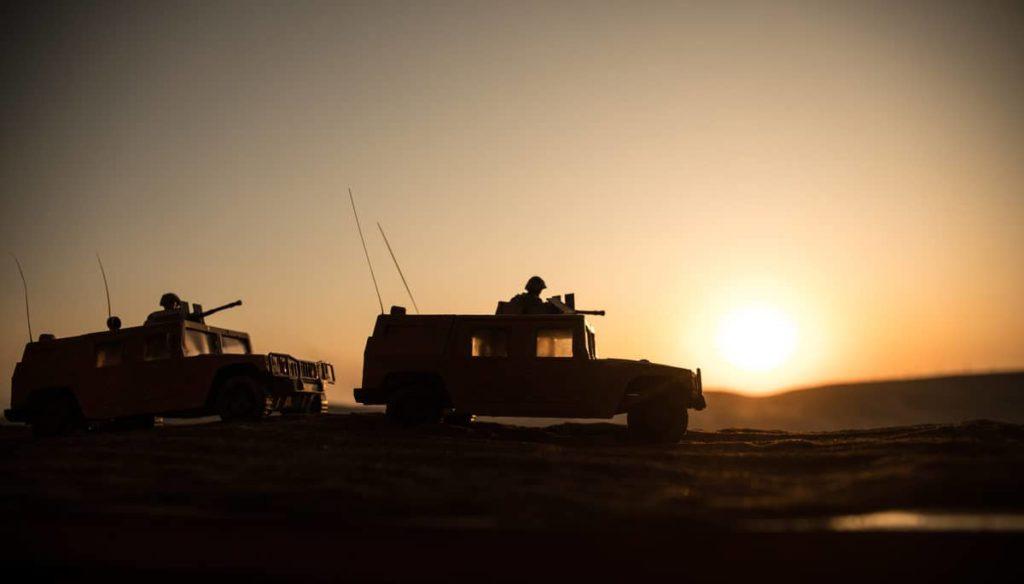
[386,387,444,427]
[32,393,84,438]
[627,387,689,443]
[216,375,270,422]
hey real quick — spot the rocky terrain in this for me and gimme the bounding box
[2,413,1024,581]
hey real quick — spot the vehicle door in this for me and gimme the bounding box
[449,321,527,415]
[519,324,588,416]
[137,328,188,412]
[178,327,222,409]
[88,337,140,418]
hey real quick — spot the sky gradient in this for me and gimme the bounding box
[2,1,1023,404]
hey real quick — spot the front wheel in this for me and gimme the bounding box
[627,388,689,443]
[308,393,328,414]
[216,375,270,422]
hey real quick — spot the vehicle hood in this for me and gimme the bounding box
[596,358,693,376]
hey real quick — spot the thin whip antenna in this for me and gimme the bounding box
[96,253,112,318]
[11,254,32,342]
[348,187,384,314]
[377,222,420,314]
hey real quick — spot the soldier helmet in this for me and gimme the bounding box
[159,292,182,310]
[525,276,547,294]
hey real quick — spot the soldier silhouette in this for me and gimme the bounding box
[500,276,559,315]
[145,292,187,325]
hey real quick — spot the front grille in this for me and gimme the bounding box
[299,360,319,380]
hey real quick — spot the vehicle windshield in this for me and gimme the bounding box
[221,335,250,355]
[183,329,218,356]
[586,324,596,359]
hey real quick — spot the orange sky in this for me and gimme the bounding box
[2,1,1023,404]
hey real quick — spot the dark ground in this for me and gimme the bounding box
[3,414,1024,582]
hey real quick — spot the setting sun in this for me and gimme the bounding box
[715,305,798,373]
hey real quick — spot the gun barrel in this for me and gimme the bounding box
[200,299,242,318]
[575,309,605,316]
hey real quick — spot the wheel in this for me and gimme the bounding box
[281,395,311,415]
[216,375,270,422]
[386,387,444,427]
[32,393,84,438]
[308,393,328,414]
[283,394,327,415]
[627,387,689,443]
[444,412,475,426]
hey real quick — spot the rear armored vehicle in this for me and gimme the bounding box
[5,295,335,437]
[355,297,704,443]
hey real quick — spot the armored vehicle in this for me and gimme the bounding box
[354,306,705,442]
[4,299,335,437]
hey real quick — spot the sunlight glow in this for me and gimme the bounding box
[715,305,798,372]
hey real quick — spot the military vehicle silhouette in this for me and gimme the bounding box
[4,296,335,437]
[355,301,705,443]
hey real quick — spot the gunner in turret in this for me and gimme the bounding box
[145,292,187,325]
[501,276,559,315]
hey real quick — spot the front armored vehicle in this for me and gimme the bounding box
[355,303,705,443]
[5,296,335,437]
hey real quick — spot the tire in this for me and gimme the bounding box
[308,393,328,415]
[281,395,310,415]
[216,375,270,422]
[386,387,444,427]
[444,412,475,426]
[32,393,84,438]
[627,387,689,443]
[283,394,327,415]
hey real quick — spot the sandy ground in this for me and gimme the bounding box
[3,414,1024,581]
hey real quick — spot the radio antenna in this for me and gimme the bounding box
[96,253,112,319]
[11,254,32,342]
[377,222,420,314]
[348,187,384,314]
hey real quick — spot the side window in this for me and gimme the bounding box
[221,335,250,355]
[144,333,175,361]
[471,329,508,358]
[536,329,573,358]
[95,341,124,367]
[183,330,219,356]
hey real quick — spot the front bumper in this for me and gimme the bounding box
[692,368,706,410]
[692,393,707,410]
[265,353,335,396]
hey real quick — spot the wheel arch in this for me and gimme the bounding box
[381,371,451,407]
[618,375,688,412]
[206,363,266,410]
[26,386,82,417]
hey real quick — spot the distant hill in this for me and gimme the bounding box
[690,372,1024,432]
